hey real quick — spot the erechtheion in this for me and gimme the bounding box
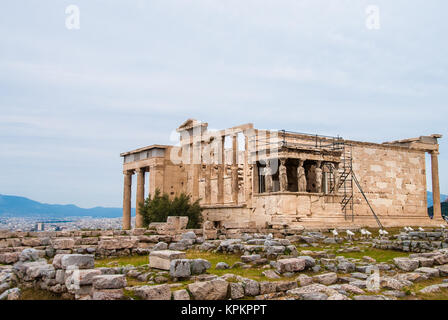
[120,119,443,230]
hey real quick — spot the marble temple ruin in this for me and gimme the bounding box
[120,119,443,231]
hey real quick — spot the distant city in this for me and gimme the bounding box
[0,216,135,232]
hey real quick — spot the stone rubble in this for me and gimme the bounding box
[1,227,448,300]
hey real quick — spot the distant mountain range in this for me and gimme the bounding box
[427,191,448,208]
[0,192,446,219]
[0,194,134,218]
[428,201,448,220]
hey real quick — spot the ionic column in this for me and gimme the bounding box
[244,132,251,205]
[122,170,133,230]
[204,142,212,204]
[431,151,442,219]
[192,142,200,201]
[136,168,145,228]
[265,160,273,193]
[217,136,225,204]
[231,134,239,203]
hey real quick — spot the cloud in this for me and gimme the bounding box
[0,0,447,206]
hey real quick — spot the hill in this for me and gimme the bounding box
[428,199,448,221]
[0,194,133,218]
[427,191,448,208]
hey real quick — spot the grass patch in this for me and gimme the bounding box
[95,255,149,268]
[336,248,409,263]
[186,250,303,282]
[19,287,67,300]
[296,242,407,263]
[400,278,448,300]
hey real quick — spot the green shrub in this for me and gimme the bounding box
[139,189,203,229]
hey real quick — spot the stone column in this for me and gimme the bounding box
[279,158,288,192]
[122,171,133,230]
[244,132,251,205]
[431,151,442,219]
[192,142,200,201]
[231,134,239,203]
[136,168,145,228]
[205,142,212,204]
[217,136,225,204]
[265,160,273,193]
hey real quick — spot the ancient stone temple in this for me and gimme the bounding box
[120,119,443,230]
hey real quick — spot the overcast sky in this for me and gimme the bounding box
[0,0,447,208]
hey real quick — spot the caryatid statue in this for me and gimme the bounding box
[279,159,288,192]
[315,161,323,193]
[333,162,340,193]
[264,161,273,192]
[297,159,307,192]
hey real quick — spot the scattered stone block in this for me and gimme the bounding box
[276,258,306,274]
[188,279,229,300]
[393,257,419,271]
[190,259,211,275]
[92,275,126,289]
[173,289,190,300]
[415,267,440,278]
[230,282,244,300]
[133,284,171,300]
[215,262,229,270]
[51,238,75,250]
[149,250,186,270]
[170,259,191,278]
[61,254,94,270]
[92,289,124,300]
[313,272,338,285]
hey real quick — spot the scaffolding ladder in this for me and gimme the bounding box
[332,143,383,229]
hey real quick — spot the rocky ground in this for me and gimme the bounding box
[1,228,448,300]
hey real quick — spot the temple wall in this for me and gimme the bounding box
[350,143,428,221]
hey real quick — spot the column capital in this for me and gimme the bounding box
[431,150,440,156]
[123,170,134,175]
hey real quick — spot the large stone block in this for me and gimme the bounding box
[21,238,42,247]
[434,254,448,265]
[393,257,419,271]
[170,259,191,278]
[133,284,171,300]
[313,273,338,285]
[188,279,229,300]
[78,269,102,285]
[149,250,186,270]
[172,289,190,300]
[92,275,127,289]
[167,216,188,230]
[276,258,306,274]
[0,252,20,264]
[51,238,75,250]
[92,289,124,300]
[19,248,41,262]
[190,259,211,275]
[26,264,55,279]
[98,239,121,250]
[61,254,95,270]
